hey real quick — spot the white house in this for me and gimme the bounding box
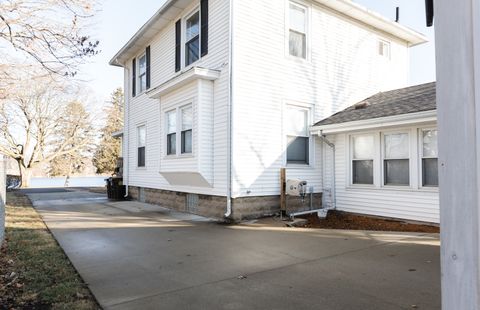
[109,0,432,221]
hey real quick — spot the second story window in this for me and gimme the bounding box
[138,54,147,93]
[185,11,200,66]
[289,2,307,59]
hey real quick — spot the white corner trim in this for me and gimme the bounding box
[147,67,221,99]
[310,110,437,135]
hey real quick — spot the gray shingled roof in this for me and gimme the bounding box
[314,82,436,126]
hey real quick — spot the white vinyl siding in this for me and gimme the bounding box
[326,124,439,223]
[232,0,408,197]
[124,0,229,196]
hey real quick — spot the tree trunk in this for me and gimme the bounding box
[18,162,32,188]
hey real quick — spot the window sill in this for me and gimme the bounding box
[136,166,147,170]
[286,54,310,64]
[285,163,314,169]
[346,185,439,193]
[163,154,195,160]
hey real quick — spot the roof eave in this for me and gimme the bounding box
[108,0,181,67]
[314,0,428,46]
[311,110,437,135]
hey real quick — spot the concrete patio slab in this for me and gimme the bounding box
[24,188,440,310]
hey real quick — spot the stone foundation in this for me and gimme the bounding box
[127,186,322,221]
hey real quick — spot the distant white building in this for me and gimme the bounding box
[110,0,433,221]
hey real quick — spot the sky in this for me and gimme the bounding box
[81,0,436,103]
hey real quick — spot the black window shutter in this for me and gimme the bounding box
[200,0,209,57]
[146,46,151,89]
[175,20,181,72]
[132,58,136,97]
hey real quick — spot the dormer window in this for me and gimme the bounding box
[185,10,200,67]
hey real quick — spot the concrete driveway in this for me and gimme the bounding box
[25,188,440,310]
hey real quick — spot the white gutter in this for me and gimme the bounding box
[225,0,234,219]
[311,110,437,134]
[313,0,428,46]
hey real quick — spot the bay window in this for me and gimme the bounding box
[286,105,309,165]
[383,133,410,186]
[166,104,193,156]
[181,106,193,154]
[421,129,438,187]
[352,135,374,185]
[289,2,307,59]
[166,111,176,155]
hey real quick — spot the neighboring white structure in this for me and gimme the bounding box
[311,82,438,223]
[110,0,428,220]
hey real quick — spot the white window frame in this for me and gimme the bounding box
[137,53,147,93]
[286,0,310,61]
[284,103,313,167]
[164,103,194,157]
[419,128,439,188]
[350,134,376,186]
[182,7,201,69]
[381,131,411,187]
[137,124,146,168]
[378,39,391,60]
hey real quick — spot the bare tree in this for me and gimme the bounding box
[0,79,95,187]
[48,100,94,179]
[93,88,123,174]
[0,0,99,77]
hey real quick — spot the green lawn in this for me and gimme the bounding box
[0,192,99,309]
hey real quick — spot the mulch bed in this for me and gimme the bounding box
[300,211,439,233]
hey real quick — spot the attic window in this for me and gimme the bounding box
[378,40,390,59]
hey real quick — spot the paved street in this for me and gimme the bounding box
[25,188,441,310]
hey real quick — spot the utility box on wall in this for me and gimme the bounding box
[0,156,6,245]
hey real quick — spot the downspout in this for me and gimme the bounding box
[124,64,130,198]
[224,0,234,218]
[318,132,336,209]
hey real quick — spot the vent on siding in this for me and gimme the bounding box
[186,194,199,213]
[139,188,145,203]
